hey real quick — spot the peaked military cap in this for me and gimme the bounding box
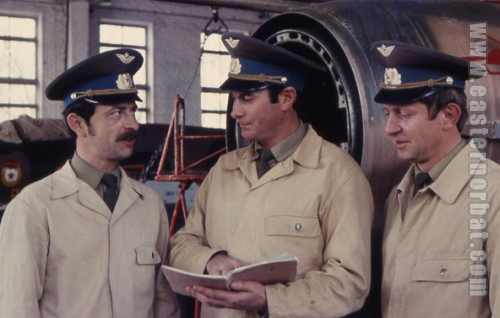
[220,33,325,92]
[46,48,143,109]
[370,40,485,104]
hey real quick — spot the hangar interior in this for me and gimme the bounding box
[1,0,499,317]
[0,0,271,213]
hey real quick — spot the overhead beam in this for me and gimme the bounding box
[154,0,325,12]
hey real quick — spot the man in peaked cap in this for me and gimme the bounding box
[372,41,500,317]
[0,49,180,318]
[170,34,374,317]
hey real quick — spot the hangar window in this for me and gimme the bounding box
[200,32,231,129]
[0,15,38,122]
[99,23,150,124]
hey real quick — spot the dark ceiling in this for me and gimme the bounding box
[154,0,331,13]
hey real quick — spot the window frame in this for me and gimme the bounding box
[199,30,248,129]
[0,13,40,121]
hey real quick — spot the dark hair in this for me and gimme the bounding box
[267,85,302,110]
[61,99,97,138]
[420,88,468,131]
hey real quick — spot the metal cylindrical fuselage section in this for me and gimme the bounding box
[225,0,500,225]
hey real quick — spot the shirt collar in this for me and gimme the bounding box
[70,152,120,189]
[253,121,307,162]
[229,123,321,171]
[414,139,467,182]
[398,139,480,204]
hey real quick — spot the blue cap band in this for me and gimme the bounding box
[63,73,137,108]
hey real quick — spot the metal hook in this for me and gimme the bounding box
[203,6,228,36]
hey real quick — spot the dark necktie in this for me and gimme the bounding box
[257,149,274,178]
[102,173,118,211]
[413,172,432,196]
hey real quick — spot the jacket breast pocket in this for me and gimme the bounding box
[412,258,471,282]
[264,215,321,237]
[135,246,161,265]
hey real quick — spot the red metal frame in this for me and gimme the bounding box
[156,94,226,235]
[155,95,226,318]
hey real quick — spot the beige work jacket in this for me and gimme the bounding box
[0,162,180,318]
[382,140,500,317]
[170,126,374,318]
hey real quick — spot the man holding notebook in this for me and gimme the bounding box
[169,34,374,317]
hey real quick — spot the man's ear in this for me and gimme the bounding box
[441,102,462,131]
[278,86,297,111]
[66,113,88,137]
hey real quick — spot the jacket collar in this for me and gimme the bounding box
[396,140,484,205]
[52,161,144,220]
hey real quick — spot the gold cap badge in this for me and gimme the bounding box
[384,68,402,86]
[116,73,134,89]
[229,58,242,74]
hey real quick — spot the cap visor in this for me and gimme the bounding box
[374,87,442,105]
[220,78,277,92]
[84,93,142,105]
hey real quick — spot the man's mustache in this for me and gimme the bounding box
[116,130,138,142]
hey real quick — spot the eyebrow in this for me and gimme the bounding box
[232,92,252,99]
[111,104,138,111]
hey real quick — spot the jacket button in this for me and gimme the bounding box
[295,223,302,231]
[440,268,448,276]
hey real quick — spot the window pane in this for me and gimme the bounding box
[203,33,224,51]
[11,84,36,104]
[0,84,36,104]
[202,113,225,129]
[0,40,10,77]
[0,17,36,38]
[0,17,9,37]
[201,92,228,112]
[100,24,123,45]
[0,106,35,121]
[0,84,8,103]
[10,17,36,38]
[201,53,230,88]
[10,41,36,79]
[135,109,147,124]
[123,26,146,46]
[0,40,36,79]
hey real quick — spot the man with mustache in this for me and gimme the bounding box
[169,34,374,317]
[371,41,500,317]
[0,49,180,318]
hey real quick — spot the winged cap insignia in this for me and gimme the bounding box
[116,52,135,64]
[225,37,240,49]
[377,44,395,57]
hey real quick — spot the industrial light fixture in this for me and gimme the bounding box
[94,0,112,6]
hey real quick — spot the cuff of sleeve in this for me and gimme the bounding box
[203,250,228,274]
[264,284,280,317]
[185,248,228,275]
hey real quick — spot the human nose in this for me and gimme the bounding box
[385,113,401,136]
[125,110,139,131]
[230,99,243,119]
